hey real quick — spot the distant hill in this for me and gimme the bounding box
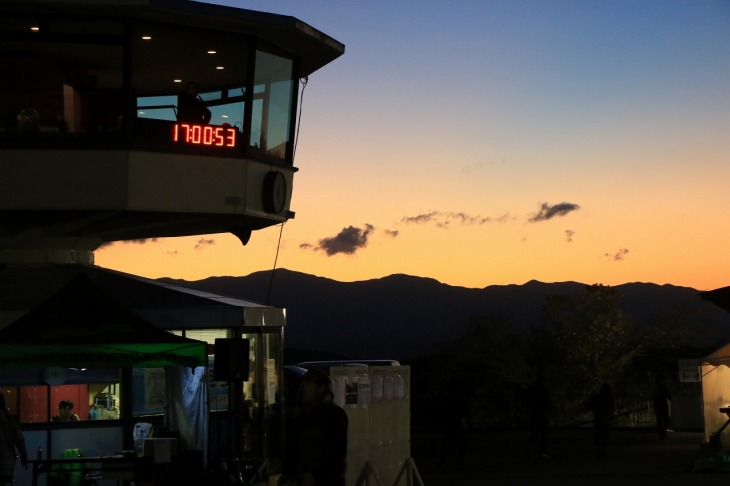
[159,269,730,361]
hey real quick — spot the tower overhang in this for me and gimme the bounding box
[0,0,344,248]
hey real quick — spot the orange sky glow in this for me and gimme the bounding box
[96,0,730,291]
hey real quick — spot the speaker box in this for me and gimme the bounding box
[213,338,250,381]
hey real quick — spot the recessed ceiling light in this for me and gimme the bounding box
[30,26,40,32]
[216,66,225,70]
[207,50,217,54]
[141,36,152,40]
[222,115,229,118]
[173,79,182,83]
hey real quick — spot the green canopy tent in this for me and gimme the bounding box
[0,273,207,370]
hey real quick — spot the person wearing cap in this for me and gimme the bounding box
[282,369,348,486]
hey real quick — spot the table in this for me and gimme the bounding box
[29,455,151,486]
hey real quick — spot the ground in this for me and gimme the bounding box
[411,427,730,485]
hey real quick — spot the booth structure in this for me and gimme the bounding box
[700,286,730,446]
[701,343,730,446]
[0,263,288,485]
[328,365,417,486]
[0,0,343,484]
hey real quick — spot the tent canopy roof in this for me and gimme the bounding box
[0,264,286,330]
[0,273,207,369]
[1,273,199,345]
[704,342,730,367]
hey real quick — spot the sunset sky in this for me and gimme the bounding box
[95,0,730,291]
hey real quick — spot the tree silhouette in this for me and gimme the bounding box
[540,284,636,399]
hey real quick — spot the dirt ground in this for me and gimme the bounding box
[410,427,730,485]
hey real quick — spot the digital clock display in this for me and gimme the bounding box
[173,123,236,147]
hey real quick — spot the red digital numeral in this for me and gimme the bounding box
[172,124,236,148]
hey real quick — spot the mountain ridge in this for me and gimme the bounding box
[159,269,730,361]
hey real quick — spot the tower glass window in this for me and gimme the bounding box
[250,50,294,161]
[0,16,124,145]
[131,22,250,154]
[1,16,299,165]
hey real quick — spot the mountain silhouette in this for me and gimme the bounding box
[159,269,730,361]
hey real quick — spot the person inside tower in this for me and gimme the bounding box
[177,82,211,125]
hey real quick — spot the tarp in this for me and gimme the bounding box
[0,273,207,369]
[705,343,730,367]
[699,289,730,441]
[701,343,730,442]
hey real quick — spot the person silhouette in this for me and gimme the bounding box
[588,383,614,459]
[0,393,28,485]
[652,374,672,438]
[525,372,552,459]
[437,381,470,468]
[281,369,348,486]
[177,82,211,125]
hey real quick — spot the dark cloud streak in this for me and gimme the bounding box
[605,248,629,261]
[96,238,159,250]
[402,211,510,226]
[194,238,215,250]
[529,202,581,222]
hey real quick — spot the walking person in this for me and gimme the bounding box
[588,383,614,459]
[0,393,27,486]
[653,374,672,438]
[437,383,470,468]
[525,371,552,459]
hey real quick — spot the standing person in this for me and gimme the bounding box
[0,393,28,486]
[525,372,552,459]
[588,383,614,459]
[653,374,672,439]
[437,383,470,468]
[282,369,348,486]
[51,400,80,422]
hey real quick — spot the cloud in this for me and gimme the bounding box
[96,238,159,250]
[166,250,178,256]
[194,238,215,250]
[128,238,159,244]
[308,224,375,256]
[402,211,510,227]
[402,211,439,224]
[565,230,575,242]
[529,202,581,222]
[605,248,629,261]
[384,229,399,238]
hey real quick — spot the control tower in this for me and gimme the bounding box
[0,0,344,263]
[0,1,344,480]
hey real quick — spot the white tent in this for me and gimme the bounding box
[701,343,730,444]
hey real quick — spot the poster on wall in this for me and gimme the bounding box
[330,365,370,407]
[143,368,166,409]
